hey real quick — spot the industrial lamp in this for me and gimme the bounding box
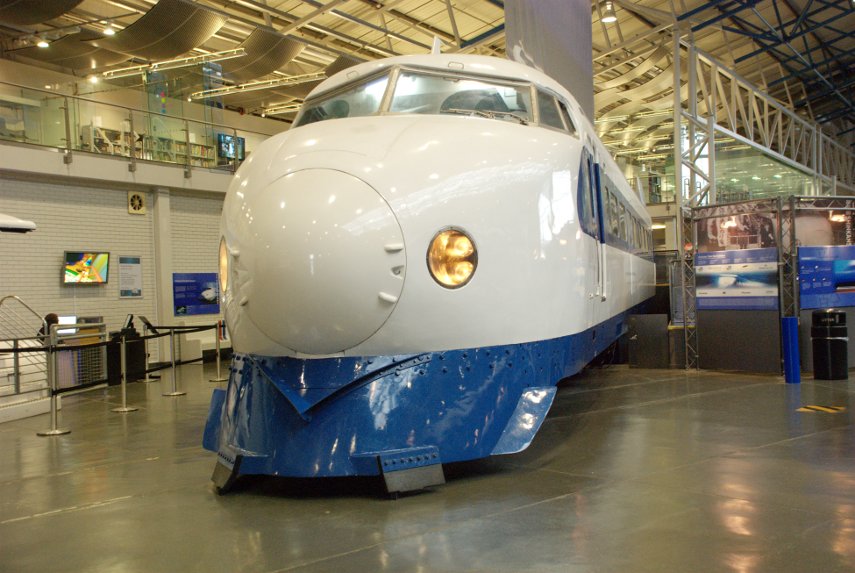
[601,1,617,23]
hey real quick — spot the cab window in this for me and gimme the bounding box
[390,71,532,124]
[536,90,565,130]
[294,73,390,127]
[557,100,577,135]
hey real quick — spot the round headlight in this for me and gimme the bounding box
[218,237,229,294]
[427,228,477,288]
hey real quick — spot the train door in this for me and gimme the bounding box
[592,161,607,304]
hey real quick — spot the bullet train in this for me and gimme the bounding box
[203,53,655,494]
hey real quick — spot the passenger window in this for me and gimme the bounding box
[619,204,626,241]
[608,192,619,236]
[577,150,598,238]
[557,100,577,135]
[536,90,565,130]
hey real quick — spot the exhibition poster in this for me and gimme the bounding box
[118,256,143,298]
[172,272,220,315]
[695,247,779,310]
[799,245,855,309]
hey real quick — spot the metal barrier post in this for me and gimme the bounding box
[163,329,186,397]
[112,334,138,413]
[141,324,157,383]
[37,328,70,436]
[12,339,20,394]
[210,321,228,382]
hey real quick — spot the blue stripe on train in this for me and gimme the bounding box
[204,305,645,478]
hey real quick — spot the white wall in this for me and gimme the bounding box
[0,175,232,362]
[169,191,225,333]
[0,176,160,357]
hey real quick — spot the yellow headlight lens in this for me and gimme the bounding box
[218,237,229,294]
[427,229,477,288]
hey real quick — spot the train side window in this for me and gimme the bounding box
[536,90,565,130]
[608,192,619,236]
[576,150,598,238]
[557,100,577,135]
[619,204,627,241]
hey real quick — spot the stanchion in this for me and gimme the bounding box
[210,320,228,382]
[140,324,158,383]
[112,334,138,413]
[163,329,186,397]
[37,328,70,436]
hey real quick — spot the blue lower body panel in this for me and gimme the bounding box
[203,311,633,487]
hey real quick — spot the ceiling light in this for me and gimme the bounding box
[102,48,246,80]
[601,1,617,23]
[36,37,49,48]
[88,75,99,84]
[651,224,666,230]
[103,24,115,36]
[191,72,326,100]
[262,103,302,115]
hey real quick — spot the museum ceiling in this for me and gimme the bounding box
[0,0,852,158]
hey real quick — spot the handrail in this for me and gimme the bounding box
[0,79,277,174]
[0,79,274,135]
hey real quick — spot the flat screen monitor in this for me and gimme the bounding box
[57,315,77,335]
[217,133,245,160]
[122,314,134,330]
[63,252,109,284]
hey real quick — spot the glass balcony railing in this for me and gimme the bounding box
[0,80,272,172]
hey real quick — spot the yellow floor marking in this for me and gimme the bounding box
[797,405,846,413]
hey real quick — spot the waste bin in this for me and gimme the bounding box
[811,309,848,380]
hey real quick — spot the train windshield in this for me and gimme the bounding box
[389,71,532,124]
[294,74,390,127]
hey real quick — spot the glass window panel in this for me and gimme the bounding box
[295,74,390,127]
[390,71,532,124]
[536,90,564,130]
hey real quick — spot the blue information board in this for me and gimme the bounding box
[695,247,779,310]
[172,273,220,316]
[799,245,855,309]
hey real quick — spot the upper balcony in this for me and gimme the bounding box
[0,80,277,193]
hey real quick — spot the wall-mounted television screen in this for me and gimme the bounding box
[217,133,245,160]
[63,252,110,284]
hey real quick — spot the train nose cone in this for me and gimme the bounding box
[246,169,406,355]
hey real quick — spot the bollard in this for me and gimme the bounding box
[210,321,228,382]
[163,329,186,397]
[112,334,138,413]
[13,339,20,394]
[37,328,70,436]
[782,316,801,384]
[140,324,157,383]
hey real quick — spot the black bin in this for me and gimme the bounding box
[811,309,848,380]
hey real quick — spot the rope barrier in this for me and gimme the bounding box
[32,322,228,436]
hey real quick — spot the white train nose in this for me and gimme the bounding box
[245,169,406,354]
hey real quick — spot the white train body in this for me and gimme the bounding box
[221,54,653,359]
[206,53,655,492]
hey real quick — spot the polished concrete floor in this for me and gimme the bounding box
[3,362,855,572]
